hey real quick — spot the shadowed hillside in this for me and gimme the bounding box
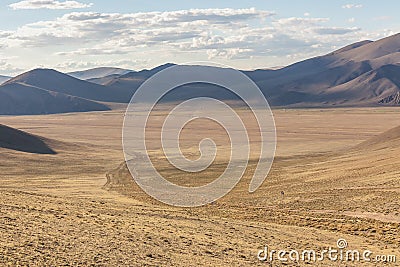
[0,82,110,115]
[0,124,56,154]
[68,67,131,80]
[3,68,131,103]
[92,34,400,107]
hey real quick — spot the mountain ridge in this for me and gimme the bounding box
[4,68,128,103]
[68,67,132,80]
[1,33,400,114]
[0,82,110,115]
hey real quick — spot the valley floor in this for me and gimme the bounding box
[0,108,399,266]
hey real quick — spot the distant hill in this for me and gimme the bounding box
[0,82,110,115]
[86,74,122,85]
[68,67,132,80]
[0,124,56,154]
[1,33,400,115]
[104,63,175,88]
[328,40,373,55]
[3,68,131,103]
[0,75,11,84]
[95,34,400,107]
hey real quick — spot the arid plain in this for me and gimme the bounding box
[1,107,399,266]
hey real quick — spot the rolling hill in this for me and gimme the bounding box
[68,67,131,80]
[0,124,56,154]
[102,63,175,92]
[0,82,110,115]
[3,69,130,103]
[354,124,400,151]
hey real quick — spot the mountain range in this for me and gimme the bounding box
[0,33,399,115]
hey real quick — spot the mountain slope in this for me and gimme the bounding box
[68,67,131,80]
[1,34,400,111]
[4,69,129,103]
[354,125,400,151]
[329,40,373,55]
[0,82,110,115]
[0,124,56,154]
[316,65,399,105]
[102,63,176,94]
[332,33,400,67]
[98,34,400,107]
[252,33,400,106]
[86,74,122,85]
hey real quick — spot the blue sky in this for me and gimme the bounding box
[0,0,399,75]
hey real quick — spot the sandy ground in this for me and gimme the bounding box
[0,107,399,266]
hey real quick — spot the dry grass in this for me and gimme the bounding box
[0,107,399,266]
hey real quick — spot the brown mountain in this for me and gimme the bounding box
[1,33,399,114]
[68,67,131,80]
[0,82,110,115]
[94,34,400,107]
[252,33,400,106]
[3,68,130,103]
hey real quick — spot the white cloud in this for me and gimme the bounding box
[0,7,396,75]
[348,18,356,23]
[56,47,131,56]
[342,4,363,9]
[207,48,254,60]
[311,43,322,48]
[4,9,380,63]
[273,17,329,27]
[0,31,13,38]
[56,59,148,71]
[314,27,360,35]
[0,58,23,75]
[7,8,274,50]
[9,0,93,10]
[61,8,273,25]
[0,31,13,49]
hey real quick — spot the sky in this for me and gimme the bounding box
[0,0,399,76]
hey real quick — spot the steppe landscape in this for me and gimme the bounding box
[1,107,399,266]
[1,3,400,265]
